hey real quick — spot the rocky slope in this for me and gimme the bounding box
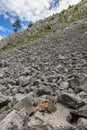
[0,18,87,130]
[0,1,87,130]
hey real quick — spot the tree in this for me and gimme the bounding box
[12,19,22,32]
[28,23,33,28]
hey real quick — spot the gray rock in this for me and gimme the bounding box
[18,76,31,87]
[15,93,26,102]
[33,79,41,86]
[54,103,72,122]
[0,60,9,67]
[36,86,52,96]
[0,84,6,92]
[11,88,18,95]
[0,108,28,130]
[69,78,81,93]
[78,91,87,99]
[4,78,16,85]
[47,75,56,82]
[58,92,85,109]
[18,87,25,94]
[71,105,87,118]
[28,111,74,130]
[80,83,87,93]
[46,95,58,104]
[68,88,75,94]
[0,93,10,108]
[14,93,36,116]
[59,81,69,90]
[0,73,4,79]
[76,118,87,130]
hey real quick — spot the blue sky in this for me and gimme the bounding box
[0,0,81,39]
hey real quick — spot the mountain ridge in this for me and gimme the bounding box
[0,0,87,50]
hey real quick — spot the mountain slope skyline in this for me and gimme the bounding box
[0,0,81,39]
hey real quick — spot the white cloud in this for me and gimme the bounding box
[56,0,81,12]
[0,35,3,40]
[0,26,11,34]
[0,26,6,32]
[0,0,81,22]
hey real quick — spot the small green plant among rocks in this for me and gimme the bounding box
[79,23,87,32]
[46,24,51,30]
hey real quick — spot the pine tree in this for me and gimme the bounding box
[13,19,22,32]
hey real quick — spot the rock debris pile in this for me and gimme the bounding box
[0,20,87,130]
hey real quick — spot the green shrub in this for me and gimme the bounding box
[79,23,87,32]
[28,23,33,28]
[46,24,51,30]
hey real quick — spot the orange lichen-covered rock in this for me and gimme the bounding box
[38,101,56,113]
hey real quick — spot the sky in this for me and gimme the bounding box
[0,0,81,39]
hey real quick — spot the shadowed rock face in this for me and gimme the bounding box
[0,5,87,130]
[58,92,85,109]
[0,94,10,108]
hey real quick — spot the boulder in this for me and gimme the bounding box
[71,105,87,118]
[14,93,36,116]
[55,103,72,122]
[28,111,75,130]
[0,108,28,130]
[58,92,85,109]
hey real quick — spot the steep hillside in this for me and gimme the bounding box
[0,18,87,130]
[0,1,87,130]
[0,0,87,49]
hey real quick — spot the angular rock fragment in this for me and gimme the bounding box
[15,93,26,102]
[38,100,56,113]
[33,79,41,86]
[14,93,36,116]
[0,84,6,92]
[71,105,87,118]
[69,78,81,93]
[76,118,87,130]
[55,103,72,122]
[4,78,16,85]
[36,86,52,96]
[47,75,56,82]
[0,93,10,108]
[28,111,75,130]
[0,108,28,130]
[0,73,4,79]
[58,92,85,109]
[78,91,87,99]
[59,81,69,90]
[18,76,31,87]
[0,60,9,67]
